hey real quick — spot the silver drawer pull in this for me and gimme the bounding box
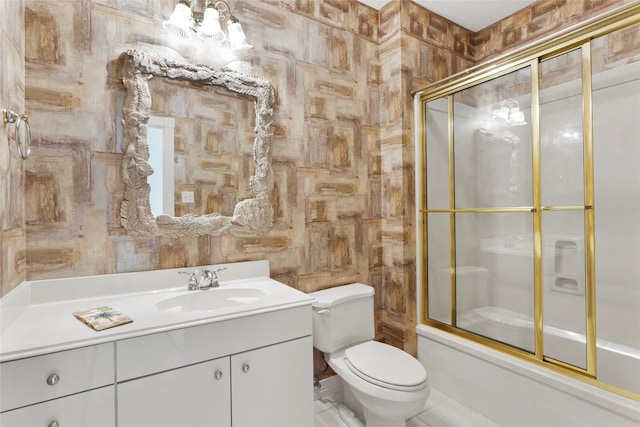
[46,373,60,386]
[241,363,250,373]
[214,369,223,380]
[48,420,60,427]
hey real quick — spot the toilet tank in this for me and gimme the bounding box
[309,284,375,353]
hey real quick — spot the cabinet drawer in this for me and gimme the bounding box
[0,343,114,412]
[0,385,115,427]
[117,305,311,381]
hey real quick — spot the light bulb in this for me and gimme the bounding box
[508,108,527,126]
[227,21,252,50]
[198,7,225,41]
[162,2,193,39]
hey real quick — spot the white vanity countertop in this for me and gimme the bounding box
[0,260,314,362]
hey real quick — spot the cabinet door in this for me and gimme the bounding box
[231,336,313,427]
[0,386,115,427]
[118,357,231,427]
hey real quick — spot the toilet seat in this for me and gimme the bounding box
[344,341,427,392]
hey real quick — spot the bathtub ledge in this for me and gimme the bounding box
[417,325,640,423]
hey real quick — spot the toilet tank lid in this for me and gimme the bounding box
[309,283,374,309]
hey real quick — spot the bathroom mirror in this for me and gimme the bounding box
[120,48,275,238]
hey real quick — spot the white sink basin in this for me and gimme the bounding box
[156,288,267,312]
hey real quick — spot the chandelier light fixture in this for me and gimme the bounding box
[491,98,528,127]
[163,0,252,50]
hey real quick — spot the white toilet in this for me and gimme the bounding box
[309,283,430,427]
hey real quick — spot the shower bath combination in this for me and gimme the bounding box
[414,3,640,425]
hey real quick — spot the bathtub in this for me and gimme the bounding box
[417,306,640,427]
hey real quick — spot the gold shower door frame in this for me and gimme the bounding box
[415,2,640,400]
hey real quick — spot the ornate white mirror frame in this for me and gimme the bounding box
[120,49,275,238]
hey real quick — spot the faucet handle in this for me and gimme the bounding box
[179,271,199,290]
[210,267,227,279]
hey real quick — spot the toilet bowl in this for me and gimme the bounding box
[309,284,430,427]
[327,342,430,427]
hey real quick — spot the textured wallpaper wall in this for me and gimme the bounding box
[1,0,629,361]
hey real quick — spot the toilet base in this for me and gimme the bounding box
[338,376,423,427]
[363,408,407,427]
[338,404,364,427]
[325,348,429,427]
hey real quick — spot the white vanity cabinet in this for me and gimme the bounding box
[0,261,315,427]
[0,343,116,427]
[115,306,313,427]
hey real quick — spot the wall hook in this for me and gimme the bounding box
[3,108,31,160]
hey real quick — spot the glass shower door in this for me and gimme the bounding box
[539,48,588,369]
[452,68,535,353]
[418,7,640,397]
[424,97,451,325]
[591,25,640,394]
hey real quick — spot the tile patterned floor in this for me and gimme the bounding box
[314,387,503,427]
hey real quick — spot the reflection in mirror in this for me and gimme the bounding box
[120,49,275,238]
[148,116,175,217]
[147,76,257,219]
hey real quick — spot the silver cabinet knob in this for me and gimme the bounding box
[214,369,223,380]
[48,421,60,427]
[241,363,250,373]
[46,373,60,386]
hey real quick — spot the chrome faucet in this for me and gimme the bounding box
[180,267,228,291]
[199,267,227,289]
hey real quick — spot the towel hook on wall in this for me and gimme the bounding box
[3,108,31,160]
